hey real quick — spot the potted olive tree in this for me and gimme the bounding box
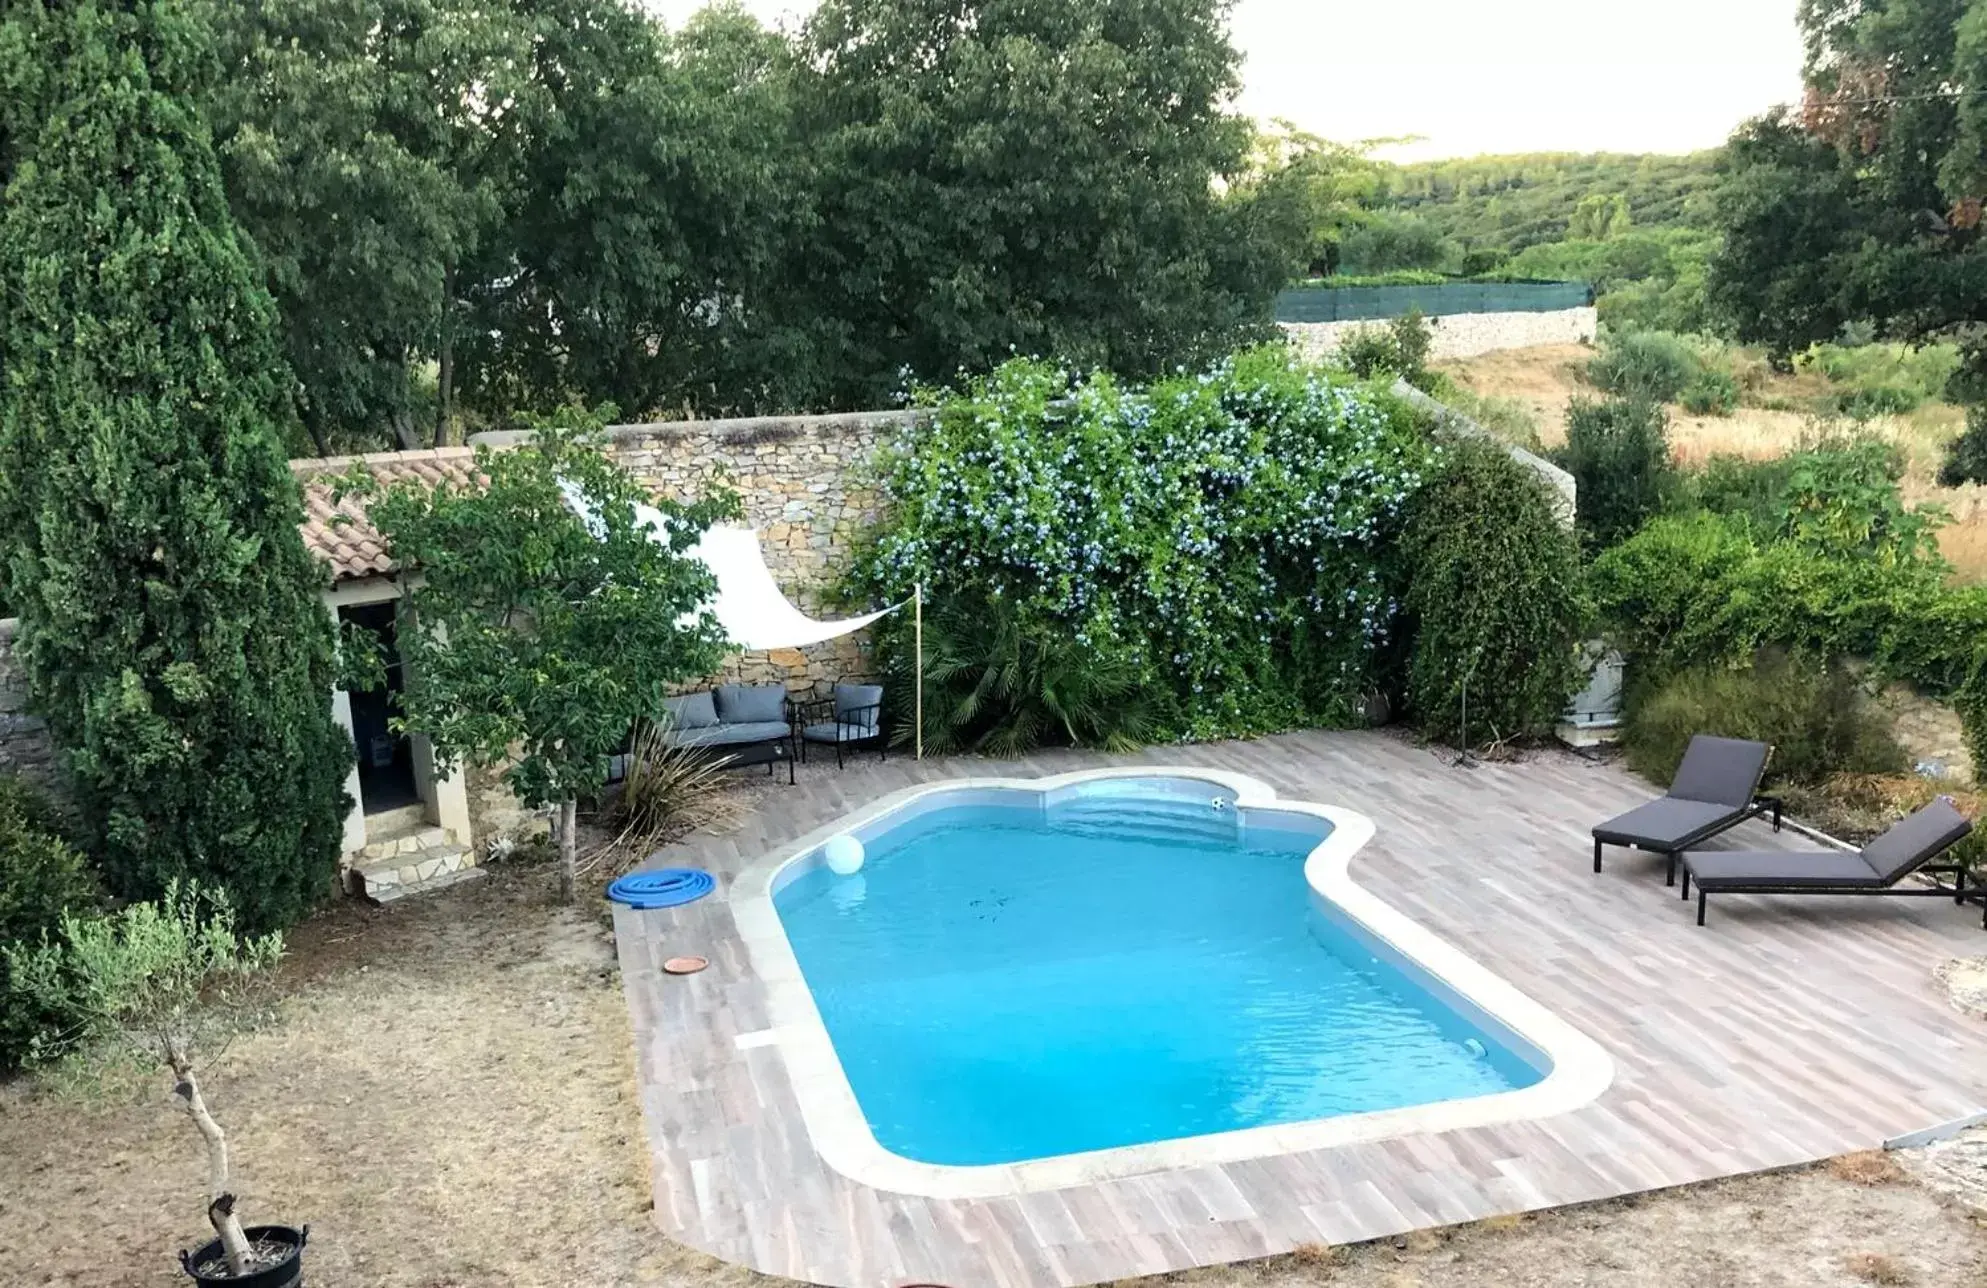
[10,881,300,1284]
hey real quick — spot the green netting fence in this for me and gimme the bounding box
[1274,280,1593,324]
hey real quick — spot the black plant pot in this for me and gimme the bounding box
[179,1224,307,1287]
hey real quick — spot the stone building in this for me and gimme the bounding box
[288,409,902,897]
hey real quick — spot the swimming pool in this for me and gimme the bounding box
[732,769,1612,1197]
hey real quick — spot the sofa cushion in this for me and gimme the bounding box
[662,690,719,730]
[661,720,791,749]
[801,721,881,744]
[833,683,884,732]
[715,683,786,725]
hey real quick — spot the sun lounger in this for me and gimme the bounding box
[1593,735,1779,886]
[1682,798,1978,927]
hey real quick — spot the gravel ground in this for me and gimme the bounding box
[3,857,1984,1288]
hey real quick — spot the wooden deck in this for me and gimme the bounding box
[613,731,1987,1287]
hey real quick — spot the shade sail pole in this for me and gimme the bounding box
[914,582,924,761]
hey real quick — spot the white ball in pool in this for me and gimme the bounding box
[824,834,865,876]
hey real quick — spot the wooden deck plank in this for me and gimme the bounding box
[612,731,1987,1287]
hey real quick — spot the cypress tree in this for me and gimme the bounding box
[0,0,352,930]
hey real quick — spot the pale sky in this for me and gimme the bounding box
[642,0,1805,159]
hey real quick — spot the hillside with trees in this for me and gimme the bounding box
[1377,151,1721,256]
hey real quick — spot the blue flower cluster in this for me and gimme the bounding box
[851,348,1435,739]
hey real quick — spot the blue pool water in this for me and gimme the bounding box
[774,790,1545,1166]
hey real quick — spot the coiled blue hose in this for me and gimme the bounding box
[607,868,716,909]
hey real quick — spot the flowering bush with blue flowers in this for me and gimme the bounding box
[849,348,1436,747]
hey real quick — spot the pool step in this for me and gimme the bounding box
[1047,798,1241,847]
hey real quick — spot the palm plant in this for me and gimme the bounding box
[890,590,1158,755]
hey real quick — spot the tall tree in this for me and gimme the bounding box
[0,0,353,931]
[1708,0,1987,389]
[788,0,1301,407]
[459,2,818,422]
[200,0,813,449]
[198,0,522,454]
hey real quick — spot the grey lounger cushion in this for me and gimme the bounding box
[664,720,792,749]
[1666,735,1772,808]
[715,683,786,725]
[1686,799,1973,890]
[1594,734,1771,848]
[1593,797,1748,848]
[1684,850,1883,890]
[662,690,720,730]
[1861,798,1974,883]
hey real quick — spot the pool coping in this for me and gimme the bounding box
[729,766,1615,1200]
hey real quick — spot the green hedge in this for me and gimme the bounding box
[851,349,1587,750]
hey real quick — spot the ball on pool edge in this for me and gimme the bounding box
[824,834,865,876]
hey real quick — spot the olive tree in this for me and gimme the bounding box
[7,883,283,1276]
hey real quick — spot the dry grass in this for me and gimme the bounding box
[0,866,764,1288]
[1846,1250,1918,1285]
[1831,1150,1910,1186]
[1438,344,1987,583]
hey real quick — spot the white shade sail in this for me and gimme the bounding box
[561,480,901,652]
[678,520,900,651]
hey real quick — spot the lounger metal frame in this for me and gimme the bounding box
[1592,794,1784,887]
[1685,863,1985,929]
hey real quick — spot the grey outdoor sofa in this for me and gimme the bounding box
[655,683,797,784]
[1681,798,1978,928]
[1592,735,1781,886]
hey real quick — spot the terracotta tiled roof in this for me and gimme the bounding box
[291,447,480,583]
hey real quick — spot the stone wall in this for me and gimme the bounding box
[465,760,548,854]
[1282,306,1597,364]
[489,409,922,697]
[0,618,59,786]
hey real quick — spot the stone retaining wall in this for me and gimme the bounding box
[0,618,59,786]
[1282,306,1597,363]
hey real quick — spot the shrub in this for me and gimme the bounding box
[1585,331,1702,403]
[1690,454,1794,534]
[1802,341,1961,411]
[1779,436,1946,567]
[1399,435,1588,747]
[0,777,99,1071]
[603,721,743,862]
[1679,367,1740,415]
[1838,385,1919,419]
[1625,652,1908,789]
[1337,310,1436,390]
[1594,509,1946,694]
[1939,405,1987,487]
[1556,396,1676,550]
[852,350,1434,746]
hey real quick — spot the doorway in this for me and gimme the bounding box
[340,601,420,815]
